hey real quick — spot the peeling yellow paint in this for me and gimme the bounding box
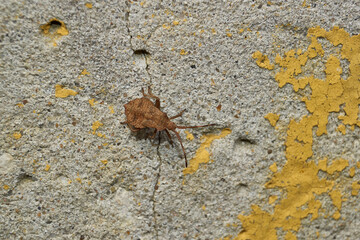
[252,51,274,70]
[269,162,277,173]
[80,69,90,75]
[235,27,359,240]
[89,98,96,107]
[268,195,277,204]
[185,130,194,141]
[183,128,231,175]
[92,121,103,134]
[329,189,342,210]
[109,105,115,114]
[336,124,346,134]
[351,181,360,196]
[40,18,68,46]
[13,132,22,139]
[85,3,92,8]
[180,49,188,55]
[349,166,355,177]
[55,85,78,98]
[44,164,51,171]
[264,113,280,126]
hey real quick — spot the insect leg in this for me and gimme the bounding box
[171,130,188,168]
[164,129,174,145]
[149,129,157,139]
[142,87,161,109]
[170,109,186,119]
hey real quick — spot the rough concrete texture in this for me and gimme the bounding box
[1,0,360,239]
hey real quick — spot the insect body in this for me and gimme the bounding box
[122,87,214,167]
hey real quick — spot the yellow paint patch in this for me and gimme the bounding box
[252,51,274,70]
[185,131,194,141]
[269,162,277,173]
[268,195,277,204]
[40,18,68,46]
[85,3,92,8]
[109,105,115,114]
[55,85,78,98]
[336,124,346,134]
[80,69,90,75]
[235,27,359,240]
[13,132,22,139]
[183,128,231,175]
[92,121,103,133]
[44,164,51,171]
[180,49,188,55]
[264,113,280,126]
[351,181,360,196]
[349,167,355,177]
[329,189,342,210]
[89,98,96,107]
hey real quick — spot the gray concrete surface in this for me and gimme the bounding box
[1,0,359,239]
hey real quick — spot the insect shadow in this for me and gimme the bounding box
[122,87,215,167]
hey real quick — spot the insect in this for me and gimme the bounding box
[122,87,214,167]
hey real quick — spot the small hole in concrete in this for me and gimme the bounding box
[49,20,62,34]
[133,49,150,55]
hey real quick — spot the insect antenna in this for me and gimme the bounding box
[171,130,188,167]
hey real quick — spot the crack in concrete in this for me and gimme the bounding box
[152,136,163,240]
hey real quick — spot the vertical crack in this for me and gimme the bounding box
[125,0,133,50]
[151,136,162,240]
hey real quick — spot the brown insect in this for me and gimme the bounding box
[122,87,214,167]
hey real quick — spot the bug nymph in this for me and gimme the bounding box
[122,87,215,167]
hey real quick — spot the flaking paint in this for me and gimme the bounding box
[236,27,359,239]
[183,128,231,175]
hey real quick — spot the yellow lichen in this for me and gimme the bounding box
[3,185,10,190]
[183,128,231,175]
[55,85,78,98]
[264,113,280,126]
[235,27,359,240]
[85,3,92,8]
[101,160,108,165]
